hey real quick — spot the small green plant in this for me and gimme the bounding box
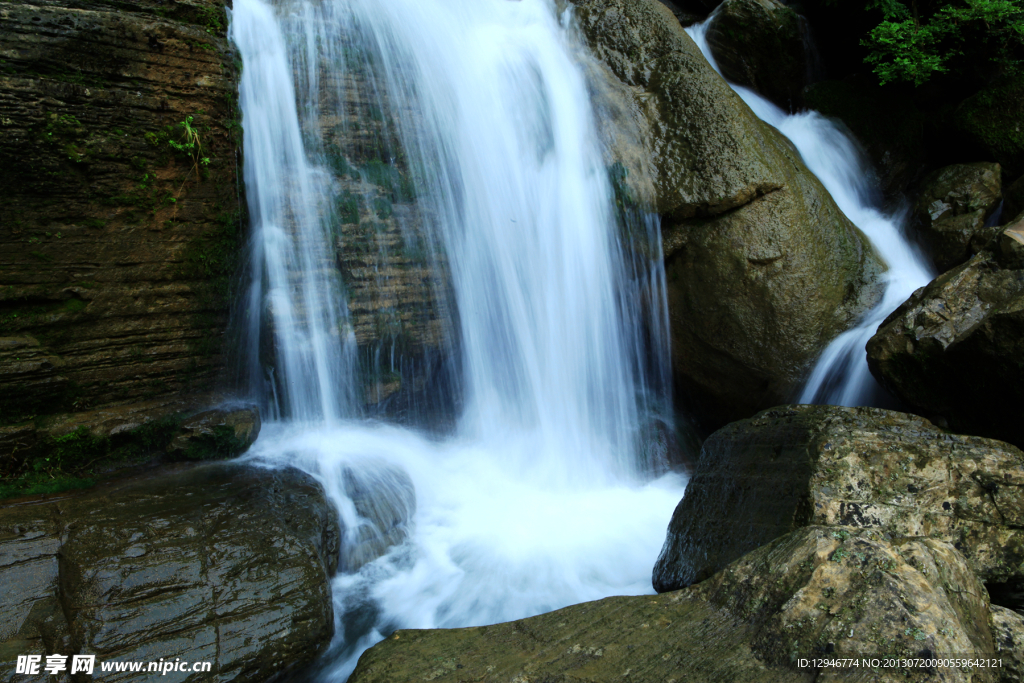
[168,115,210,176]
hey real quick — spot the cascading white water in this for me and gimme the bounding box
[687,20,934,406]
[229,0,685,678]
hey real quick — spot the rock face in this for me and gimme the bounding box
[0,396,261,487]
[305,38,454,414]
[349,527,999,683]
[653,405,1024,603]
[706,0,813,111]
[569,0,884,429]
[866,253,1024,450]
[0,463,339,683]
[0,0,242,424]
[913,163,1003,271]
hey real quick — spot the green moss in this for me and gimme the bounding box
[175,424,246,461]
[338,190,361,225]
[0,474,96,501]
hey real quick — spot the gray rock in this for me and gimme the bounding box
[913,162,1002,271]
[991,605,1024,683]
[569,0,884,429]
[340,461,416,572]
[653,405,1024,602]
[0,463,339,683]
[866,252,1024,450]
[349,527,998,683]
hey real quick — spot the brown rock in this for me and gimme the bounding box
[0,0,242,425]
[707,0,814,111]
[991,605,1024,683]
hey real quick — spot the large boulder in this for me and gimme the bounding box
[349,527,999,683]
[652,405,1024,605]
[866,252,1024,449]
[912,162,1003,271]
[569,0,884,429]
[706,0,814,111]
[954,75,1024,180]
[0,463,339,683]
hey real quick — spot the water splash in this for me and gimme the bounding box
[688,19,933,406]
[229,0,685,677]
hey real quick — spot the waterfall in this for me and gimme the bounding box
[687,20,934,407]
[229,0,685,678]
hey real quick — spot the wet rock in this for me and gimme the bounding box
[0,463,339,682]
[166,406,262,460]
[991,606,1024,682]
[0,505,64,683]
[570,0,884,430]
[707,0,814,111]
[340,461,416,572]
[653,405,1024,598]
[866,253,1024,449]
[349,527,997,683]
[913,163,1003,270]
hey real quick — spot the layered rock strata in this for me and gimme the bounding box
[0,462,338,683]
[0,0,243,469]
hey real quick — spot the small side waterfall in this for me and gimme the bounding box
[229,0,685,678]
[687,20,934,406]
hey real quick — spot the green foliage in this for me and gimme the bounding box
[859,0,1024,85]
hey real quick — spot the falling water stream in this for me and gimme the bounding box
[229,0,685,678]
[687,20,934,407]
[225,0,934,677]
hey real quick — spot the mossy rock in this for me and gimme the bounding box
[653,404,1024,608]
[955,75,1024,179]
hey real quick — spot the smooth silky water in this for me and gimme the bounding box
[229,0,685,678]
[687,19,935,407]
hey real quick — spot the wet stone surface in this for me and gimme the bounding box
[0,463,339,683]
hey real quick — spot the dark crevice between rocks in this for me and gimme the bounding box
[986,582,1024,616]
